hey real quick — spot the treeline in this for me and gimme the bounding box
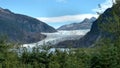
[0,36,120,68]
[0,0,120,68]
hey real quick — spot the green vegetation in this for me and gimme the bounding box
[0,36,120,68]
[0,0,120,68]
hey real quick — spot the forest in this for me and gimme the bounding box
[0,0,120,68]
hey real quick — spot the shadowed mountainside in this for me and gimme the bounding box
[55,4,120,48]
[0,7,57,44]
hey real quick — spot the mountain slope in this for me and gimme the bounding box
[55,4,120,48]
[0,7,57,44]
[57,17,96,30]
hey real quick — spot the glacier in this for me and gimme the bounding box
[22,29,90,48]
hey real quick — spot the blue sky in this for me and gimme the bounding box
[0,0,114,28]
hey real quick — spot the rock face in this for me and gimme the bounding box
[0,7,57,44]
[55,4,120,48]
[57,17,96,30]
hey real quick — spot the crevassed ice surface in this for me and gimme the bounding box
[22,29,90,48]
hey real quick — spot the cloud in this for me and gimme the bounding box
[36,14,98,23]
[92,0,115,13]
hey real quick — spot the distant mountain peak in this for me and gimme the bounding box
[56,4,120,48]
[90,17,96,21]
[57,17,96,30]
[4,9,12,13]
[0,7,12,14]
[0,7,57,44]
[85,18,89,20]
[81,18,90,23]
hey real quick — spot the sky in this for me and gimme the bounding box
[0,0,115,28]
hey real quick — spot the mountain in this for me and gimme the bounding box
[0,7,57,44]
[55,4,120,48]
[57,17,96,30]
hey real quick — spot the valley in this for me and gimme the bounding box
[23,29,90,48]
[0,0,120,67]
